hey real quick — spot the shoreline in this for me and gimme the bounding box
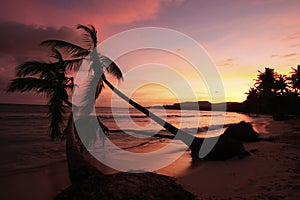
[177,116,300,199]
[1,117,299,199]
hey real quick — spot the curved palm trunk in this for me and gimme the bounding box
[65,113,104,183]
[101,75,202,155]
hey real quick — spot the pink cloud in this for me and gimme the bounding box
[271,53,297,58]
[0,0,184,29]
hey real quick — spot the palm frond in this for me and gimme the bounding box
[64,83,75,92]
[61,58,83,71]
[77,24,97,49]
[50,47,63,61]
[41,40,88,55]
[72,50,90,58]
[95,79,104,99]
[16,61,53,77]
[7,77,52,93]
[48,90,66,138]
[100,56,123,80]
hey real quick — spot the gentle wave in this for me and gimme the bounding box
[98,114,196,119]
[108,123,236,135]
[0,115,47,120]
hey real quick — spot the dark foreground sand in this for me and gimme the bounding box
[1,117,299,199]
[0,160,70,200]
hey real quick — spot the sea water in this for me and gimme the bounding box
[0,104,271,176]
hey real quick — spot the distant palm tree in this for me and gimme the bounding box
[246,87,258,100]
[254,67,277,114]
[7,48,81,138]
[275,74,289,96]
[246,66,300,115]
[290,65,300,93]
[255,67,276,93]
[245,87,259,113]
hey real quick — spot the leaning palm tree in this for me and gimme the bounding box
[7,45,126,182]
[7,50,197,200]
[41,25,197,151]
[40,24,247,160]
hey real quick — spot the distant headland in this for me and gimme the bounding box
[153,101,245,113]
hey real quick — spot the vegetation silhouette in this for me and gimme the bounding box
[7,48,80,138]
[7,24,197,199]
[9,23,285,199]
[245,66,300,118]
[41,24,252,161]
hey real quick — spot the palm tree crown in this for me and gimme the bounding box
[8,48,82,138]
[8,25,124,138]
[290,65,300,93]
[41,25,122,114]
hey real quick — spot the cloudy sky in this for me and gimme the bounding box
[1,0,300,106]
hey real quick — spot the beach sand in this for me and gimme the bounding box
[1,117,299,199]
[0,160,70,200]
[177,117,300,199]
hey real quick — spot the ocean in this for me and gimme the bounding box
[0,104,272,176]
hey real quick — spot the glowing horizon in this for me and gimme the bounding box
[0,0,299,106]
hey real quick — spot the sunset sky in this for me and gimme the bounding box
[0,0,300,106]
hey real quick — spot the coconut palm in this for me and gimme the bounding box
[244,87,259,113]
[7,48,81,138]
[255,67,276,93]
[41,24,201,155]
[275,74,289,96]
[289,65,300,114]
[40,24,249,161]
[8,49,196,200]
[41,25,122,115]
[254,67,277,114]
[7,49,86,184]
[7,43,125,182]
[290,65,300,93]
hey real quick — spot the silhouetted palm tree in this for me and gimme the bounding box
[246,66,300,115]
[41,24,213,157]
[254,67,277,114]
[290,65,300,93]
[7,48,81,138]
[41,25,122,115]
[275,74,289,96]
[255,67,276,93]
[244,87,259,113]
[41,25,195,140]
[7,46,120,184]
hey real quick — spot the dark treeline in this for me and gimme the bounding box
[244,65,300,116]
[160,65,300,118]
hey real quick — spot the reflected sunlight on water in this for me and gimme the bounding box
[0,104,271,176]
